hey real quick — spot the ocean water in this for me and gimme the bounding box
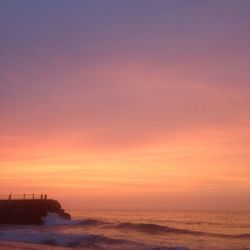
[0,210,249,250]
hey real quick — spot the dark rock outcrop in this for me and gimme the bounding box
[0,199,71,225]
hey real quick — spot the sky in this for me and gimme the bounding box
[0,0,249,210]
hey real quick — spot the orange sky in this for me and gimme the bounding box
[0,1,249,210]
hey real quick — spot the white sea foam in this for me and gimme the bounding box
[42,212,82,225]
[0,227,188,249]
[0,229,89,246]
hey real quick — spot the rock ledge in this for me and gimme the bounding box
[0,199,71,225]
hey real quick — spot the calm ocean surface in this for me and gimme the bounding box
[0,210,249,250]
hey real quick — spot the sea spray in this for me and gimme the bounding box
[42,212,81,225]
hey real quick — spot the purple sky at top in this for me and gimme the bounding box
[0,0,249,149]
[1,0,249,140]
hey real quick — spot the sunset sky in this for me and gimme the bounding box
[0,0,249,210]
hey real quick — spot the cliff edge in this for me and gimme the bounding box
[0,199,71,225]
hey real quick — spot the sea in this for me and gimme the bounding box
[0,210,249,250]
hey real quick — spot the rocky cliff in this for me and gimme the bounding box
[0,199,71,225]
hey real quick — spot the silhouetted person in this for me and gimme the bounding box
[23,194,26,200]
[8,193,12,200]
[40,194,43,200]
[44,194,47,200]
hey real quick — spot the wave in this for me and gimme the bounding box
[42,212,108,226]
[42,212,82,225]
[79,218,109,226]
[158,219,222,226]
[0,229,188,249]
[115,222,205,235]
[233,233,250,239]
[41,214,250,240]
[114,222,250,239]
[182,221,250,228]
[156,219,250,228]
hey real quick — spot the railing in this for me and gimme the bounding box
[0,194,48,200]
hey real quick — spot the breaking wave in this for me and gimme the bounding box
[42,212,82,225]
[0,229,188,249]
[0,229,127,247]
[41,214,250,240]
[42,212,108,226]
